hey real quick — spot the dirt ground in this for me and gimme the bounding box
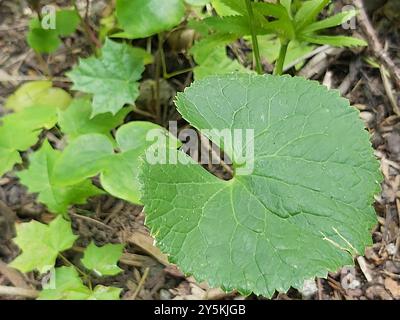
[0,0,399,300]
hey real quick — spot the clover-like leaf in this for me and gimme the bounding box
[115,0,185,39]
[67,39,145,117]
[17,141,102,214]
[27,10,80,53]
[53,122,178,204]
[39,267,121,300]
[11,216,78,273]
[81,242,123,276]
[58,97,130,140]
[0,105,58,177]
[5,81,71,112]
[140,74,381,296]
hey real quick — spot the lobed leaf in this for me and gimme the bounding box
[53,122,176,204]
[17,141,102,214]
[67,39,145,117]
[10,216,78,273]
[0,105,58,177]
[81,242,124,276]
[58,97,130,140]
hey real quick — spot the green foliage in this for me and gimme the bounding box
[115,0,185,39]
[58,97,130,141]
[27,9,79,53]
[53,122,176,204]
[191,36,254,79]
[67,39,145,116]
[0,105,58,177]
[140,74,381,296]
[81,242,124,276]
[10,216,78,273]
[257,35,315,70]
[5,81,71,112]
[17,140,102,214]
[39,267,122,300]
[4,0,380,300]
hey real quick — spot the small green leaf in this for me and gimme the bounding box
[140,74,381,297]
[67,39,145,116]
[211,0,239,16]
[0,105,58,177]
[300,34,367,47]
[294,0,330,30]
[116,0,185,39]
[81,242,123,276]
[52,134,114,185]
[58,97,130,140]
[193,45,253,79]
[26,10,79,54]
[185,0,211,6]
[54,122,176,204]
[100,122,174,204]
[39,267,91,300]
[88,286,122,300]
[11,216,78,273]
[301,10,358,33]
[27,18,60,53]
[55,9,80,36]
[5,81,71,112]
[17,141,102,214]
[39,267,122,300]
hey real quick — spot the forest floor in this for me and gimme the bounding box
[0,0,399,300]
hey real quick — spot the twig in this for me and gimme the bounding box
[354,0,400,88]
[129,267,150,300]
[0,285,38,299]
[316,278,323,300]
[380,65,400,116]
[357,256,373,282]
[72,0,101,51]
[0,260,30,289]
[69,211,113,231]
[0,75,71,82]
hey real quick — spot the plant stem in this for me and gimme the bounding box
[72,0,101,52]
[58,253,93,290]
[274,41,289,75]
[245,0,262,74]
[154,33,163,124]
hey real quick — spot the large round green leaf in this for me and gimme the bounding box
[140,74,381,296]
[116,0,185,39]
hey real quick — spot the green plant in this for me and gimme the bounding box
[189,0,364,76]
[140,73,381,296]
[11,216,123,299]
[2,0,381,300]
[27,9,80,53]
